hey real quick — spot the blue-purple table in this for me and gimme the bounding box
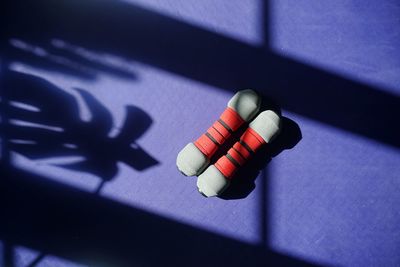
[1,0,400,266]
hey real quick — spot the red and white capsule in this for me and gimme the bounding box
[197,110,281,197]
[176,90,261,176]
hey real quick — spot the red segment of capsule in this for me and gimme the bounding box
[194,107,245,159]
[213,120,230,138]
[215,127,268,179]
[215,156,238,179]
[228,147,246,165]
[219,107,244,131]
[194,134,219,158]
[233,142,251,159]
[207,126,225,145]
[240,127,266,152]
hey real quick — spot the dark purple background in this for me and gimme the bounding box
[1,0,399,266]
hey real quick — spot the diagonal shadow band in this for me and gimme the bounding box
[0,164,323,267]
[4,0,400,148]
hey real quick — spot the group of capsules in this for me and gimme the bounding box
[176,90,281,197]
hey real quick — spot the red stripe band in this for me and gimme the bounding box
[240,128,266,152]
[207,126,225,145]
[215,156,238,179]
[233,142,251,159]
[213,120,230,139]
[194,134,218,158]
[219,107,245,131]
[194,107,245,159]
[214,128,267,180]
[227,147,246,165]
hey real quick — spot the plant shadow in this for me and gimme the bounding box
[2,70,158,185]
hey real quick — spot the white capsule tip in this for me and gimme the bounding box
[228,89,261,122]
[176,143,209,176]
[249,110,281,143]
[197,165,230,197]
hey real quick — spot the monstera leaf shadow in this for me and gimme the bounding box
[3,70,158,182]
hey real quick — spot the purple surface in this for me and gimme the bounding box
[1,0,400,266]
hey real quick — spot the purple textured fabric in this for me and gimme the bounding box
[1,0,399,266]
